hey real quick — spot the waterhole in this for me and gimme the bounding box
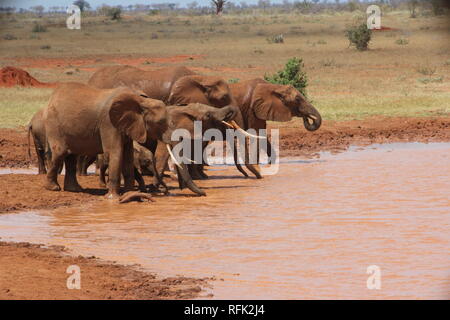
[0,142,449,299]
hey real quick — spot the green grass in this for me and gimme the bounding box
[315,94,450,120]
[0,87,52,128]
[1,87,448,129]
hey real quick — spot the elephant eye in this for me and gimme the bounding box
[140,94,149,98]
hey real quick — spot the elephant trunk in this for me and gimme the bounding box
[166,144,206,196]
[301,103,322,132]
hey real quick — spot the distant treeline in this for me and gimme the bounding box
[0,0,448,17]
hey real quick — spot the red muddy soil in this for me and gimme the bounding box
[0,241,211,300]
[0,66,56,88]
[6,54,205,71]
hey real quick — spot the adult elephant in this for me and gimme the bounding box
[87,65,260,182]
[96,103,237,196]
[229,79,322,174]
[42,82,220,198]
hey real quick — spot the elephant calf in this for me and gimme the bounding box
[42,82,168,198]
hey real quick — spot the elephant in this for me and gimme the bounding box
[42,82,172,198]
[97,141,155,191]
[229,78,322,174]
[95,103,237,196]
[87,65,259,183]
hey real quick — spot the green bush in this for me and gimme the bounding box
[345,23,372,51]
[264,57,308,97]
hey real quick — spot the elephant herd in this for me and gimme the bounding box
[28,65,322,200]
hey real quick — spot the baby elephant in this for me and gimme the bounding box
[97,142,154,191]
[42,82,167,198]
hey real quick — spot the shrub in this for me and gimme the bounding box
[107,7,121,20]
[228,78,240,84]
[416,64,436,76]
[264,57,308,97]
[266,34,284,44]
[395,38,409,45]
[40,45,51,50]
[32,23,47,32]
[345,23,372,51]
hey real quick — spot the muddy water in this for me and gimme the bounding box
[0,142,449,299]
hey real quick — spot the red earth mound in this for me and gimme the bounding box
[0,66,55,88]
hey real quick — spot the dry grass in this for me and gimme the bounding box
[0,10,449,127]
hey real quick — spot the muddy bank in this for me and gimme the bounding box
[2,117,450,169]
[278,117,450,157]
[0,241,210,300]
[0,174,107,213]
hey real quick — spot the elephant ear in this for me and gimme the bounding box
[109,93,147,143]
[168,76,209,105]
[252,83,293,122]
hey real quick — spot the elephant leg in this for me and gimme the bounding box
[134,167,146,192]
[82,155,96,175]
[149,149,169,194]
[107,149,123,199]
[98,155,108,188]
[190,164,207,180]
[63,154,83,192]
[244,137,262,179]
[44,143,66,191]
[76,156,84,175]
[151,142,170,189]
[36,148,47,174]
[233,137,248,178]
[121,139,135,192]
[32,135,47,174]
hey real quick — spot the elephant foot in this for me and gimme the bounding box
[191,171,208,180]
[64,184,83,193]
[44,181,61,191]
[99,181,107,188]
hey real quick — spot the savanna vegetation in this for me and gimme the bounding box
[0,0,449,128]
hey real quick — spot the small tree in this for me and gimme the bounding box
[107,7,122,20]
[408,0,419,18]
[211,0,227,15]
[345,23,372,51]
[264,57,308,97]
[73,0,90,12]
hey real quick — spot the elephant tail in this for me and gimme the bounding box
[27,124,32,160]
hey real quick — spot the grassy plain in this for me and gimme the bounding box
[0,10,449,128]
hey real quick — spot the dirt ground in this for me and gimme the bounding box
[0,241,211,300]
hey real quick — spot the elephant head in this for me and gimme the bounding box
[109,92,168,144]
[251,83,322,131]
[160,103,237,196]
[167,75,233,108]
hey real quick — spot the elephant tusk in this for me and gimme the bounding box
[230,120,267,140]
[166,144,183,169]
[221,120,234,129]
